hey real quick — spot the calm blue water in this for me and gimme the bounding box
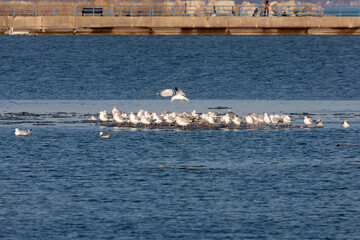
[1,36,360,239]
[0,36,359,100]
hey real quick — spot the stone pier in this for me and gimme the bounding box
[1,16,360,35]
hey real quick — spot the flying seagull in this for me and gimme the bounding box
[157,87,189,104]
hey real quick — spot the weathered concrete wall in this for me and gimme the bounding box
[1,16,360,35]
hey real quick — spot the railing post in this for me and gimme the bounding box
[174,6,176,16]
[54,6,56,16]
[131,6,133,16]
[13,5,15,16]
[339,6,342,16]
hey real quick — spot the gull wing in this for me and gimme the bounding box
[174,87,185,96]
[157,89,175,97]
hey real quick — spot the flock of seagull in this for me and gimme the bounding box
[91,108,350,138]
[12,87,352,137]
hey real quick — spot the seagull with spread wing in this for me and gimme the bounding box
[157,87,189,105]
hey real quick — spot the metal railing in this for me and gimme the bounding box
[76,5,111,16]
[113,5,151,16]
[152,5,198,16]
[35,5,74,16]
[323,6,360,17]
[199,5,238,16]
[278,5,321,17]
[0,4,359,17]
[239,5,279,16]
[0,5,33,16]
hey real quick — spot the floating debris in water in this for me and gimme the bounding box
[336,144,360,148]
[208,106,231,109]
[77,152,89,154]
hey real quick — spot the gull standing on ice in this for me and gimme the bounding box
[14,128,33,136]
[129,112,141,126]
[99,110,111,122]
[304,116,314,127]
[112,107,121,116]
[263,113,271,125]
[281,115,291,126]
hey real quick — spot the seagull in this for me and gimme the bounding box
[99,110,111,122]
[243,115,254,126]
[316,119,323,127]
[113,112,127,125]
[231,116,242,127]
[342,120,350,128]
[14,128,33,136]
[281,115,291,126]
[157,89,175,97]
[151,113,163,126]
[157,87,189,104]
[171,94,189,104]
[304,116,314,127]
[270,114,280,126]
[99,132,111,138]
[263,113,271,125]
[174,87,185,96]
[87,116,98,120]
[164,114,176,126]
[220,114,231,126]
[175,115,192,129]
[140,115,152,127]
[112,107,121,116]
[129,112,141,126]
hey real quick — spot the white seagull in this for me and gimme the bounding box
[304,116,314,127]
[316,119,324,127]
[342,120,350,128]
[157,87,189,104]
[171,94,189,104]
[281,115,291,126]
[129,112,141,126]
[263,113,271,125]
[175,115,192,129]
[14,128,33,136]
[157,89,175,97]
[99,110,111,122]
[99,132,111,138]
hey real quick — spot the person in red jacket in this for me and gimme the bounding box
[264,0,270,16]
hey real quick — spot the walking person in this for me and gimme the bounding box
[264,0,270,17]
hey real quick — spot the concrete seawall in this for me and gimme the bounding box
[1,16,360,35]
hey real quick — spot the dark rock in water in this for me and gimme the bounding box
[14,112,30,116]
[208,106,231,110]
[295,113,316,116]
